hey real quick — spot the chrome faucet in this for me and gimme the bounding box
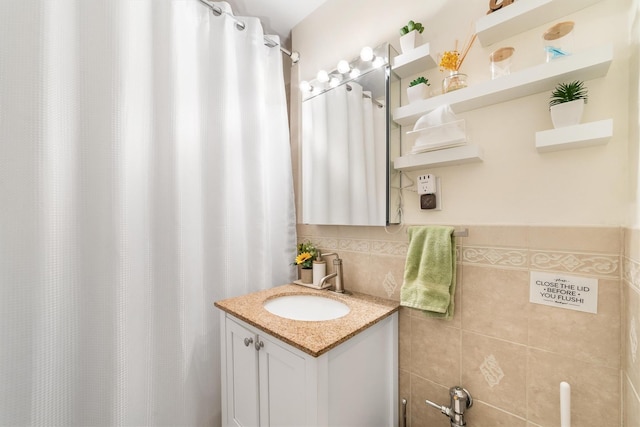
[317,252,345,293]
[425,386,473,427]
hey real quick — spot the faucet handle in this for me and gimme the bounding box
[424,399,449,415]
[319,252,338,260]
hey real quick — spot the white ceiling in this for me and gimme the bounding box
[225,0,328,45]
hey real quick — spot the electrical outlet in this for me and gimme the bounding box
[419,175,442,210]
[417,174,437,195]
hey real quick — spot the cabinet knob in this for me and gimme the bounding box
[243,337,254,347]
[255,340,264,351]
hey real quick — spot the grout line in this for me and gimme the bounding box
[461,329,529,349]
[471,398,529,423]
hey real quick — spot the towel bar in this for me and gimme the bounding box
[453,228,468,237]
[405,227,469,237]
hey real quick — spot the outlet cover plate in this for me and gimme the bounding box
[417,174,437,195]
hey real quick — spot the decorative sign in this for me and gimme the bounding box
[529,271,598,314]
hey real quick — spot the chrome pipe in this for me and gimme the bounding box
[401,398,407,427]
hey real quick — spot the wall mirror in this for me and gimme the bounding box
[301,43,401,226]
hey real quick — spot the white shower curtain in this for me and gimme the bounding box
[0,1,297,425]
[302,82,385,225]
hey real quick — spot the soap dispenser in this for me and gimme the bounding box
[312,252,326,288]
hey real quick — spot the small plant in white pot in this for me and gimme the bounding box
[407,76,430,104]
[399,20,424,54]
[549,80,588,128]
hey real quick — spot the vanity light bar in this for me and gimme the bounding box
[300,42,392,98]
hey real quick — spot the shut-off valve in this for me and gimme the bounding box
[424,386,473,427]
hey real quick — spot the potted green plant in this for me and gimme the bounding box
[407,76,430,104]
[549,80,588,128]
[399,20,424,54]
[293,241,317,284]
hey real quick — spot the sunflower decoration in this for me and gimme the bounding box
[293,241,317,269]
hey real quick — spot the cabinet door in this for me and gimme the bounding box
[258,334,307,426]
[226,319,260,427]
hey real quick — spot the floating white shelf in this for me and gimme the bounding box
[393,144,483,171]
[391,43,437,79]
[535,119,613,152]
[392,44,612,127]
[475,0,604,47]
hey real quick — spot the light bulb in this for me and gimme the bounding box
[337,60,351,74]
[373,57,385,68]
[316,70,329,82]
[329,76,340,88]
[360,46,374,62]
[349,68,361,78]
[299,80,312,92]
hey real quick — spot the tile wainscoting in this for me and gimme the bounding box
[624,228,640,427]
[298,224,635,427]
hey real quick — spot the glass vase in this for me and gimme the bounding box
[442,71,468,93]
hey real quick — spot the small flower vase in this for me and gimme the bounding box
[300,267,313,284]
[442,70,468,93]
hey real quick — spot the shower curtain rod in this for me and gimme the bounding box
[196,0,300,64]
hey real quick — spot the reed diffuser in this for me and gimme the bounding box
[439,31,477,93]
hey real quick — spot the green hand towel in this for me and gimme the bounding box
[400,225,456,319]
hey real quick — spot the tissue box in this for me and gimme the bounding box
[407,119,467,153]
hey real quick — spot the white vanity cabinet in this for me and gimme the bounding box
[219,311,398,427]
[223,316,307,426]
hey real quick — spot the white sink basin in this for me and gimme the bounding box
[263,294,350,321]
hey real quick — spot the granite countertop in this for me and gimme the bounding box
[214,284,400,357]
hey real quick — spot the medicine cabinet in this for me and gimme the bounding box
[300,43,401,226]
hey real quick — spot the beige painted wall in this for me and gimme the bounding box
[628,0,640,228]
[291,0,633,226]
